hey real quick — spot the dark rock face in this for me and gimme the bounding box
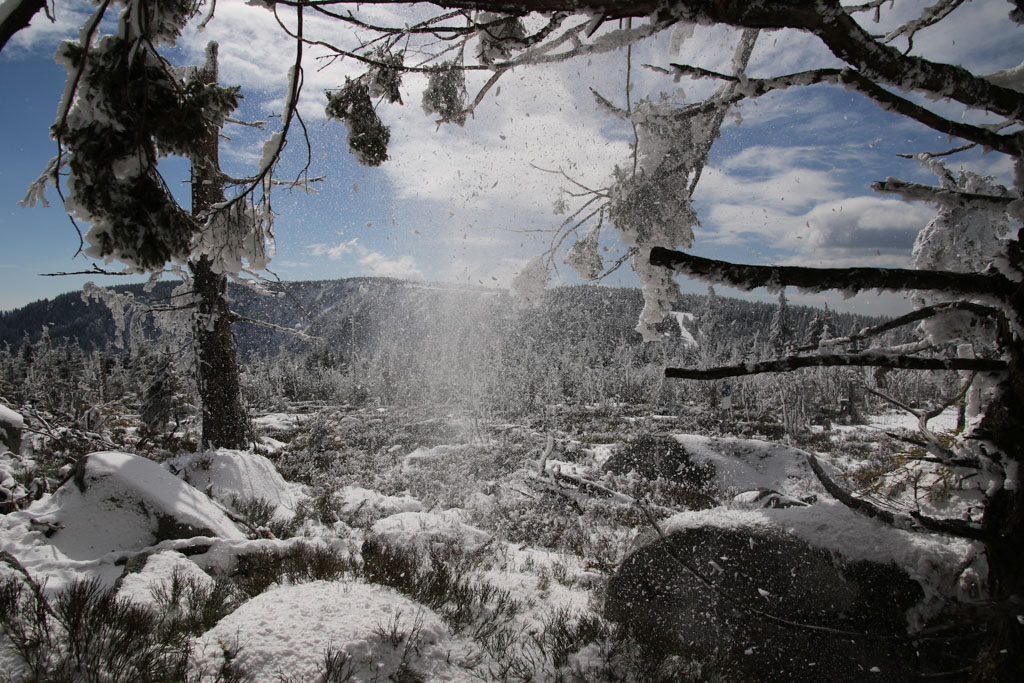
[605,525,924,682]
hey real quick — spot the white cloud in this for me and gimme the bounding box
[802,196,932,255]
[3,0,94,54]
[310,238,359,260]
[308,238,423,279]
[358,251,421,278]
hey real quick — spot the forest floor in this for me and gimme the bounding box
[0,402,976,681]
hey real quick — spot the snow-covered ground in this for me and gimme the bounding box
[0,403,983,680]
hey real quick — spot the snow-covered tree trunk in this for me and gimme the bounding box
[190,45,247,450]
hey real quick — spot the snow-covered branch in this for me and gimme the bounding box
[373,0,1024,122]
[806,452,986,540]
[660,64,1023,155]
[648,247,1017,301]
[859,378,974,466]
[664,353,1005,380]
[794,301,1003,353]
[871,179,1018,211]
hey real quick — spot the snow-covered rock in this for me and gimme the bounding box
[0,404,24,454]
[170,449,301,521]
[370,510,491,554]
[674,434,819,498]
[401,444,462,470]
[26,451,245,561]
[662,503,972,602]
[116,549,214,610]
[338,486,423,518]
[0,453,28,512]
[731,488,811,509]
[338,415,362,430]
[191,580,479,681]
[606,520,927,681]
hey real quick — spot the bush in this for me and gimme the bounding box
[603,435,716,491]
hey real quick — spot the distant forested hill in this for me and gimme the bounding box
[0,278,893,360]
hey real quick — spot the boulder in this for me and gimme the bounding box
[27,452,245,560]
[605,524,924,682]
[170,449,300,521]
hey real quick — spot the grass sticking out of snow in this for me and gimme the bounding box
[0,574,248,682]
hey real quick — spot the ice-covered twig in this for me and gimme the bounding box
[231,314,316,341]
[882,0,964,49]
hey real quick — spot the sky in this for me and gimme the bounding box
[1,0,1021,315]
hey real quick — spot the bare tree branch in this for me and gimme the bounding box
[649,247,1017,301]
[882,0,964,48]
[40,265,131,277]
[665,353,1006,380]
[859,378,973,465]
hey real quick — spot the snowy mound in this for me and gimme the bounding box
[674,434,818,498]
[27,451,245,561]
[192,580,477,681]
[117,550,214,609]
[338,486,423,517]
[371,510,491,553]
[171,449,301,521]
[0,404,23,453]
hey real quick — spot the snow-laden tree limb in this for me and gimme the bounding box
[806,452,986,540]
[648,247,1018,301]
[793,301,1003,353]
[664,353,1005,380]
[353,0,1024,122]
[872,179,1019,211]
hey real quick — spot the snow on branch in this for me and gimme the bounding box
[795,301,1003,353]
[648,247,1017,301]
[406,1,1024,122]
[859,376,977,467]
[806,453,986,540]
[664,353,1005,380]
[871,179,1019,211]
[660,64,1023,155]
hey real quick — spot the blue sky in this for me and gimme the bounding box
[1,1,1021,315]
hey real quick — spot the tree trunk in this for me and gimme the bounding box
[974,321,1024,679]
[190,256,248,450]
[189,44,248,450]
